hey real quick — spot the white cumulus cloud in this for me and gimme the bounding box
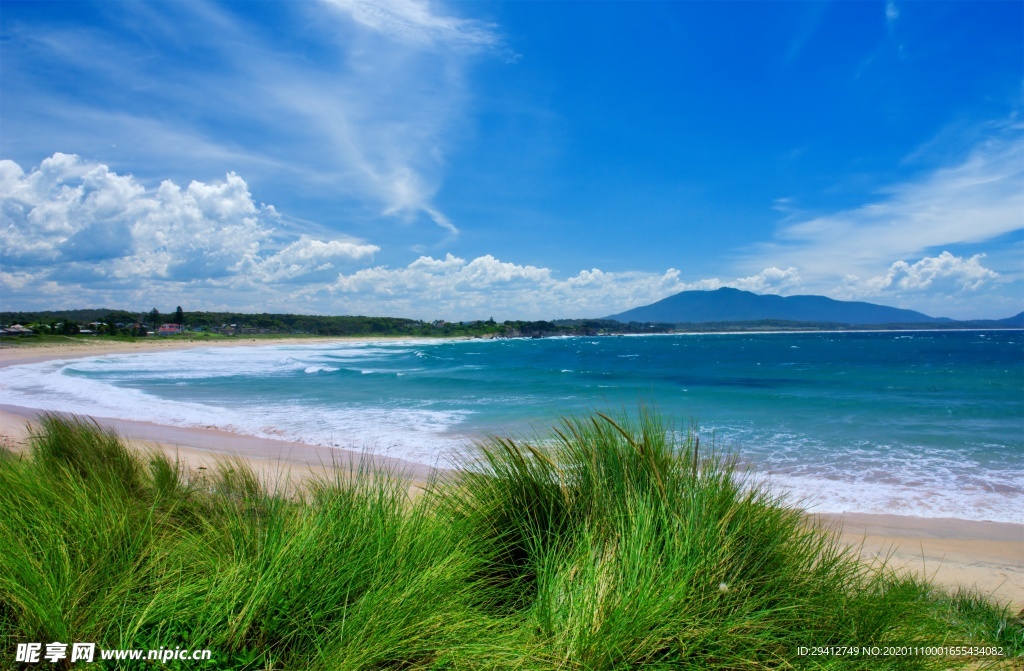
[1,153,143,264]
[326,254,810,319]
[840,252,999,298]
[254,236,378,282]
[1,156,814,318]
[731,267,802,294]
[0,154,379,293]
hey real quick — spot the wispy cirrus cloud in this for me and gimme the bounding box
[325,0,501,50]
[2,0,500,238]
[742,126,1022,297]
[885,0,900,29]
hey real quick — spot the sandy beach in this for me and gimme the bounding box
[1,337,1021,610]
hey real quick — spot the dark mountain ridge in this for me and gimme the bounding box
[606,287,954,325]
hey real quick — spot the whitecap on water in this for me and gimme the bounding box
[304,365,339,374]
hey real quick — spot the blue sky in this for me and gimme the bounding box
[1,0,1021,320]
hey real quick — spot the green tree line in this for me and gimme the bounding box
[0,309,676,338]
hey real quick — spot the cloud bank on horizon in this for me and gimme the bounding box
[1,0,1021,320]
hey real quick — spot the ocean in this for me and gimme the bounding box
[2,330,1021,522]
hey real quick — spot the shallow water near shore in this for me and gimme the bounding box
[2,330,1021,522]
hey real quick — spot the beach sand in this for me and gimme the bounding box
[2,337,1021,610]
[820,512,1022,611]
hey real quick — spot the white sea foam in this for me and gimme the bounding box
[304,365,339,374]
[752,471,1022,523]
[0,343,474,465]
[700,424,1023,523]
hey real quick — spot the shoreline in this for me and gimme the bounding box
[0,405,442,488]
[1,337,1021,609]
[0,336,448,490]
[0,334,434,368]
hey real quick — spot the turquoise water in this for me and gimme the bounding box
[2,330,1021,521]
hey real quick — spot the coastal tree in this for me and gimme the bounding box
[174,306,184,326]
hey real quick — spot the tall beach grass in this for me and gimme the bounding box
[1,412,1019,669]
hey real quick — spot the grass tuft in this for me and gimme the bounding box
[0,411,1017,669]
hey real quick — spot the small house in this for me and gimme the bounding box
[157,323,185,336]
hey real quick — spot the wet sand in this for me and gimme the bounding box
[1,337,1021,609]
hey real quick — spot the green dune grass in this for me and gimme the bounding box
[1,413,1019,669]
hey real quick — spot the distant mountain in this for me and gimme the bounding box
[998,311,1024,326]
[959,311,1024,328]
[606,288,948,325]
